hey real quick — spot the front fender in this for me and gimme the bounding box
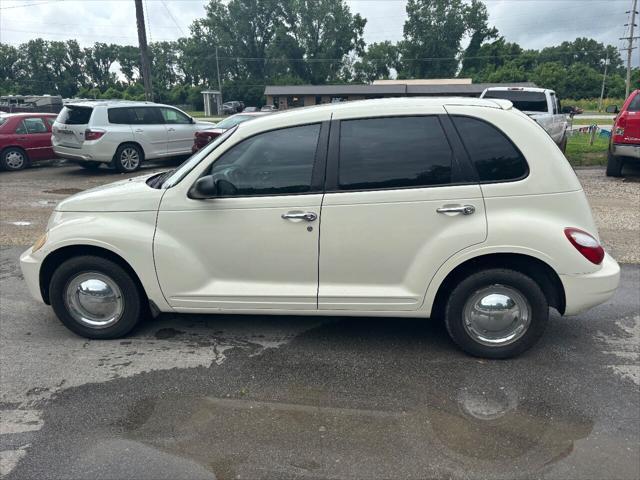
[38,211,172,312]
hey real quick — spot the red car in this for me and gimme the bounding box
[0,112,57,171]
[192,112,269,153]
[607,89,640,177]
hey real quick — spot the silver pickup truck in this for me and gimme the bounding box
[480,87,569,152]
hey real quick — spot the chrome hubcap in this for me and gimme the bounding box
[5,151,24,169]
[120,148,140,170]
[64,272,124,328]
[463,285,531,347]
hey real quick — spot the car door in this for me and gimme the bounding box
[19,117,52,160]
[129,107,167,158]
[154,122,329,311]
[318,113,487,312]
[160,107,197,155]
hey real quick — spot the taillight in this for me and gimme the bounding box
[84,129,105,141]
[564,227,604,265]
[613,114,627,140]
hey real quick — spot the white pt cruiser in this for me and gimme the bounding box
[20,98,620,358]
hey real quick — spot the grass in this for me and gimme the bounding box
[565,132,609,166]
[570,117,614,126]
[564,98,624,112]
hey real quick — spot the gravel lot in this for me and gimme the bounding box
[1,161,638,262]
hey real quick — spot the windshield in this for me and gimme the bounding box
[214,115,254,129]
[161,126,238,188]
[483,90,548,112]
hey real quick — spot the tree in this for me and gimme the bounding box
[352,41,400,82]
[539,38,623,73]
[116,45,141,84]
[84,43,119,90]
[460,0,497,75]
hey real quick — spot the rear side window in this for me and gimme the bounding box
[57,106,93,125]
[451,116,528,182]
[627,94,640,112]
[108,108,130,124]
[129,107,163,125]
[338,116,453,190]
[482,90,547,112]
[23,118,48,133]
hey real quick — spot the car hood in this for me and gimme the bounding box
[55,172,165,212]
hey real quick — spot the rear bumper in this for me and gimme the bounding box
[611,143,640,159]
[53,145,113,163]
[560,253,620,315]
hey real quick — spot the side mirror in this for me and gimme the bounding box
[190,117,195,124]
[189,175,217,199]
[605,105,619,114]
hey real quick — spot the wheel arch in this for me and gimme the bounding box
[430,252,566,319]
[113,141,145,162]
[1,145,29,159]
[39,244,148,306]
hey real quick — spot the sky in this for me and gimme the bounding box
[0,0,638,67]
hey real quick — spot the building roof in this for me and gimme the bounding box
[264,82,537,97]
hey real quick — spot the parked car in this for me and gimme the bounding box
[261,105,278,112]
[243,106,259,112]
[51,101,213,172]
[222,101,244,115]
[480,87,569,152]
[192,112,269,153]
[20,97,619,358]
[605,89,639,177]
[0,112,57,171]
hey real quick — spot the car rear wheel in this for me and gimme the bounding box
[49,255,143,339]
[1,147,29,171]
[444,269,549,359]
[606,151,624,177]
[113,144,143,172]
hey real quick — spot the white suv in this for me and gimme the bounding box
[51,101,213,172]
[21,97,620,358]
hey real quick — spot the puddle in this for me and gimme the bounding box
[43,188,83,195]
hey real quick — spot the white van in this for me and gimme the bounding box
[52,101,213,172]
[22,97,619,358]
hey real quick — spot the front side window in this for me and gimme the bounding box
[161,107,191,124]
[338,116,453,190]
[207,123,321,196]
[15,121,27,134]
[451,116,528,182]
[129,107,163,125]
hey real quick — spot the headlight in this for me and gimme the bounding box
[32,233,48,253]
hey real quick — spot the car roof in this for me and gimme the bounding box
[0,112,57,117]
[64,100,175,108]
[235,96,513,135]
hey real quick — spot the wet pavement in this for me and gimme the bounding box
[0,244,638,479]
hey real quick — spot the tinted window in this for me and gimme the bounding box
[57,106,93,125]
[129,107,163,125]
[23,118,47,133]
[483,90,547,112]
[108,108,130,124]
[161,107,190,124]
[627,94,640,112]
[452,116,528,182]
[207,124,320,196]
[338,116,453,190]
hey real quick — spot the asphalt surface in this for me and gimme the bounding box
[0,160,639,479]
[1,246,639,479]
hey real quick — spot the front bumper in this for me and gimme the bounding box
[611,143,640,159]
[560,253,620,316]
[19,247,45,304]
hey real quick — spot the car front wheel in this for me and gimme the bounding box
[49,255,143,339]
[445,269,549,359]
[1,147,29,171]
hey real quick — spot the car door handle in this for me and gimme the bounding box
[167,127,175,132]
[134,129,144,133]
[281,211,318,222]
[436,205,476,215]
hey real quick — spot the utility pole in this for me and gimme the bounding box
[620,0,638,98]
[598,53,609,111]
[135,0,154,102]
[215,46,222,103]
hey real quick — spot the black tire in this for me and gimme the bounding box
[113,143,143,172]
[49,255,143,339]
[606,150,624,177]
[444,268,549,359]
[79,162,102,170]
[1,147,30,171]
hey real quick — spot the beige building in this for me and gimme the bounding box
[264,79,536,110]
